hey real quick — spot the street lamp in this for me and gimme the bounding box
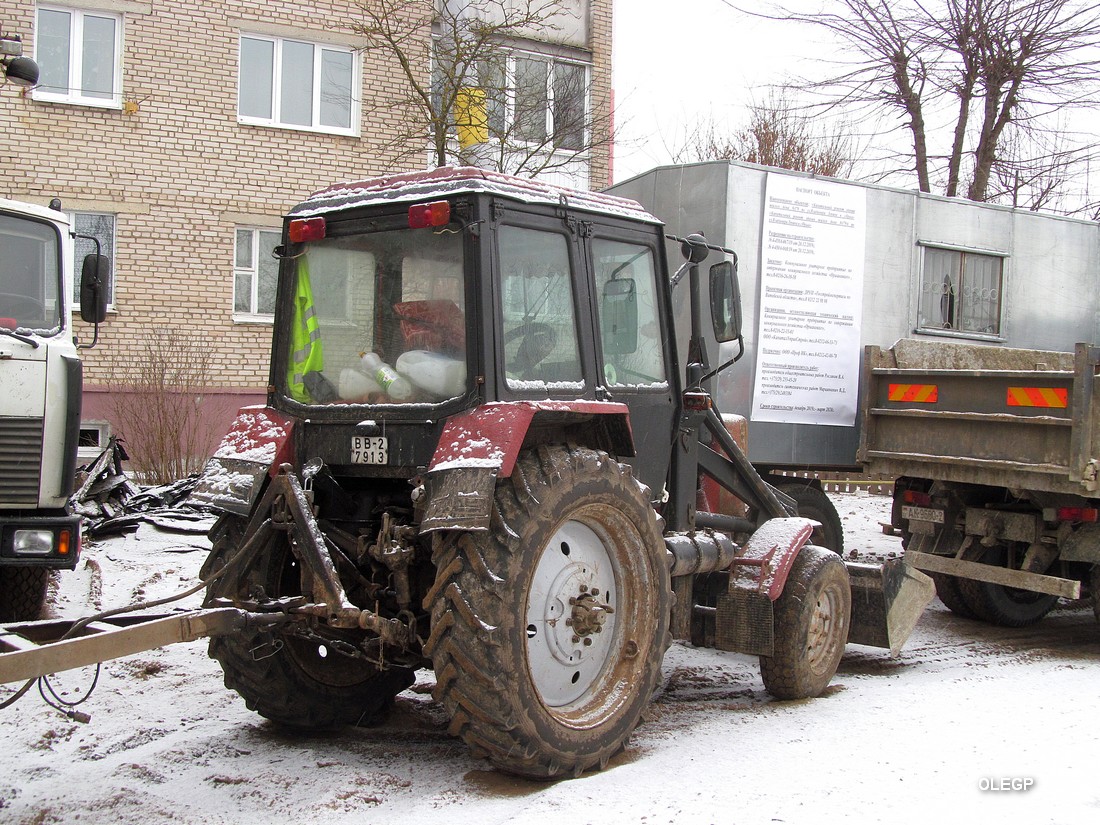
[1,35,39,88]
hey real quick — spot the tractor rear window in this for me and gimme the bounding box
[284,226,467,405]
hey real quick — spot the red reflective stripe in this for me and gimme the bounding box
[888,383,938,403]
[1006,387,1068,408]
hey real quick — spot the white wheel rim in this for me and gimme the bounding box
[525,518,618,708]
[807,584,844,673]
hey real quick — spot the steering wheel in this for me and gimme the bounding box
[0,293,46,326]
[505,322,558,375]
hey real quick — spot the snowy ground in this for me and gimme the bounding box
[1,491,1097,825]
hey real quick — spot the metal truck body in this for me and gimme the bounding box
[859,338,1100,626]
[0,169,929,778]
[609,161,1100,471]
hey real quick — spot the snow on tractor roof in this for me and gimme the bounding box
[290,166,662,224]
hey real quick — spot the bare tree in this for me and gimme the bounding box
[353,0,612,178]
[738,0,1100,207]
[674,94,855,177]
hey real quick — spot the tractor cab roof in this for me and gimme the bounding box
[289,166,662,225]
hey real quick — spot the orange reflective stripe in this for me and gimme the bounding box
[888,383,938,403]
[1006,387,1068,408]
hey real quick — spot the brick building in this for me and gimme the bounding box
[1,0,612,467]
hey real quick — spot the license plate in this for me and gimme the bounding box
[902,505,944,524]
[351,436,388,464]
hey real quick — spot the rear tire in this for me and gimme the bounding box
[929,571,979,619]
[424,445,671,779]
[760,546,850,700]
[204,516,414,730]
[0,566,49,621]
[956,545,1058,627]
[779,483,844,554]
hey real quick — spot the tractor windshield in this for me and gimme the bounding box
[0,213,63,334]
[284,225,466,406]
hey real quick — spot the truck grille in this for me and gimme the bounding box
[0,417,44,505]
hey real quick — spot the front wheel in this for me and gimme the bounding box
[0,566,49,621]
[759,546,851,699]
[424,445,671,779]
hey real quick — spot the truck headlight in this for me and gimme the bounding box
[13,529,55,555]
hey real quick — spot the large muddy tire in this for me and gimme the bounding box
[204,516,414,730]
[778,483,844,554]
[0,566,49,621]
[759,545,850,700]
[424,445,671,779]
[956,545,1058,628]
[929,571,979,619]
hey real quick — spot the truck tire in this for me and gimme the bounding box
[778,482,844,554]
[1091,564,1100,623]
[0,566,49,621]
[956,546,1058,627]
[759,545,850,700]
[929,572,979,619]
[204,516,414,730]
[424,445,671,779]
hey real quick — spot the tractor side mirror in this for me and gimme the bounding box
[79,253,109,325]
[709,260,742,343]
[601,277,638,355]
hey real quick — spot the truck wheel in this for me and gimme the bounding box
[0,566,49,621]
[1091,564,1100,623]
[204,516,414,730]
[956,545,1058,627]
[759,545,850,700]
[424,445,671,779]
[929,572,979,619]
[778,483,844,554]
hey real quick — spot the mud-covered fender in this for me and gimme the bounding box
[730,517,817,601]
[420,401,634,534]
[712,517,818,657]
[188,406,294,517]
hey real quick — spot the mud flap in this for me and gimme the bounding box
[846,559,934,655]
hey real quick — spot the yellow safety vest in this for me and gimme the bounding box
[288,258,324,403]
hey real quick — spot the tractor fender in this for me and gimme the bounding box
[188,406,295,516]
[428,400,634,477]
[420,401,634,534]
[730,517,817,601]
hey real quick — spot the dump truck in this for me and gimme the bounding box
[0,169,931,778]
[859,338,1100,626]
[0,198,107,621]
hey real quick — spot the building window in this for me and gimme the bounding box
[234,227,281,320]
[238,34,358,134]
[919,246,1004,337]
[71,212,115,307]
[34,5,122,107]
[433,46,589,152]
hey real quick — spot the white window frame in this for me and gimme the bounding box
[70,211,116,310]
[916,243,1006,340]
[233,226,281,323]
[237,33,360,136]
[33,4,123,108]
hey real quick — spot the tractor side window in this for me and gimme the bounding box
[593,239,666,387]
[499,225,582,389]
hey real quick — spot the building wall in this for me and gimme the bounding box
[2,0,612,459]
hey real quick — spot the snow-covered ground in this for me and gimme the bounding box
[1,491,1097,825]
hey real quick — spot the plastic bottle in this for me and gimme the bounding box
[337,368,382,401]
[359,351,413,400]
[395,350,466,398]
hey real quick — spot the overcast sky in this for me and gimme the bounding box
[611,0,822,183]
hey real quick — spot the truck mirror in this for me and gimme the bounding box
[79,253,109,324]
[601,277,639,355]
[709,260,742,343]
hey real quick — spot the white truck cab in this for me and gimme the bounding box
[0,198,107,619]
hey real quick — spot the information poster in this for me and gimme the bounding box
[751,173,866,427]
